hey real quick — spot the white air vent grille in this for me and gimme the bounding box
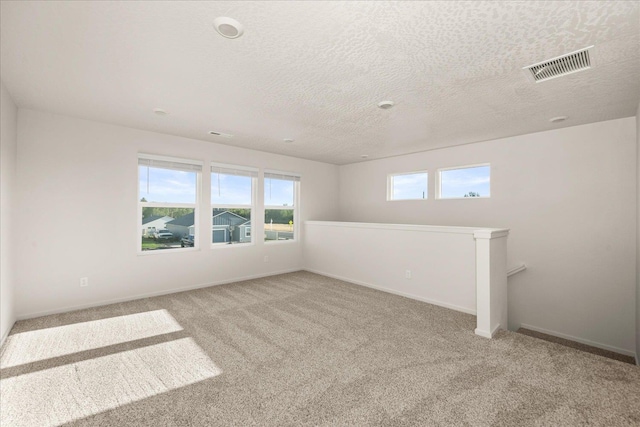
[524,46,593,83]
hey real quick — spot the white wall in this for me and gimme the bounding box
[304,222,480,314]
[15,109,339,318]
[338,118,637,355]
[304,221,509,338]
[636,104,640,363]
[1,81,18,344]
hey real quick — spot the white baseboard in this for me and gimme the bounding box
[475,324,501,339]
[519,323,636,358]
[16,268,301,321]
[0,319,16,349]
[475,328,491,339]
[304,268,476,315]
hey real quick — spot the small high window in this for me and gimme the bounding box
[438,164,490,199]
[387,172,428,200]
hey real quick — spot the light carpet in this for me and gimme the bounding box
[1,271,639,426]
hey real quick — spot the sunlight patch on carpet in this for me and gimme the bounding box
[0,337,221,427]
[0,310,183,368]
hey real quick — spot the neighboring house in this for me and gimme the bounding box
[234,220,251,243]
[141,215,174,236]
[166,210,250,243]
[212,210,249,243]
[165,212,195,238]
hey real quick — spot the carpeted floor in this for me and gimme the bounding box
[1,271,639,426]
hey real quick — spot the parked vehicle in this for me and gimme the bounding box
[143,226,157,237]
[156,229,173,240]
[181,234,195,247]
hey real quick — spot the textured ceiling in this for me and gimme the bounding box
[1,1,638,165]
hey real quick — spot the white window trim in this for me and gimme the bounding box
[211,161,259,174]
[436,163,491,200]
[138,154,202,255]
[264,172,300,244]
[211,163,257,248]
[387,170,429,201]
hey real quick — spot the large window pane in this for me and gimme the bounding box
[439,165,490,199]
[139,166,197,204]
[389,172,428,200]
[264,178,294,207]
[264,209,294,241]
[212,208,251,245]
[141,208,195,251]
[211,173,252,205]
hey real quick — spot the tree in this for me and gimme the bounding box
[142,207,192,220]
[464,192,480,197]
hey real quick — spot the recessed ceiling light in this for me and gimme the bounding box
[549,116,569,123]
[361,154,369,159]
[153,108,167,116]
[283,138,294,143]
[208,131,233,138]
[213,17,244,39]
[377,101,394,110]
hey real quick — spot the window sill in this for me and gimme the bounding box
[210,242,255,250]
[137,247,200,256]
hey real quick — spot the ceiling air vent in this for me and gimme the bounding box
[524,46,593,83]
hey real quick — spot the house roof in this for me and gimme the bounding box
[167,211,249,228]
[142,215,163,225]
[142,215,173,225]
[212,210,248,227]
[1,1,637,165]
[166,212,195,227]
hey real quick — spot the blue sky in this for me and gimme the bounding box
[392,173,428,200]
[139,166,196,204]
[265,178,294,206]
[140,167,295,206]
[211,173,252,205]
[440,166,490,198]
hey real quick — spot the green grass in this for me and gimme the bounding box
[141,241,162,250]
[141,237,177,250]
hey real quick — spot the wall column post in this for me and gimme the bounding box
[474,229,509,338]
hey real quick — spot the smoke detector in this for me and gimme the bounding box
[377,101,394,109]
[213,17,244,39]
[524,46,593,83]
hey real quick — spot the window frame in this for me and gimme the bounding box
[210,162,258,249]
[436,163,491,200]
[386,170,429,201]
[138,153,202,255]
[264,170,300,244]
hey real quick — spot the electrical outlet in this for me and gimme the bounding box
[405,270,412,279]
[80,277,89,287]
[264,256,269,263]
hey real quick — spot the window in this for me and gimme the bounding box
[388,172,428,200]
[211,163,257,246]
[264,171,299,242]
[138,154,202,252]
[438,164,490,199]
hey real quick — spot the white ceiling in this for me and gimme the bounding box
[1,1,638,165]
